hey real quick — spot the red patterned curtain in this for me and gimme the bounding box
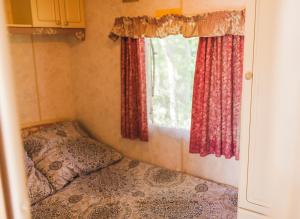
[189,35,244,160]
[121,37,148,141]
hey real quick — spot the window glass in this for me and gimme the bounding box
[146,35,198,129]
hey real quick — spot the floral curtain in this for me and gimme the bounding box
[121,37,149,141]
[109,10,245,40]
[189,35,244,160]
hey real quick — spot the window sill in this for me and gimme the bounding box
[149,123,190,141]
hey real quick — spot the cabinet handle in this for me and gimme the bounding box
[56,20,61,25]
[64,21,69,26]
[245,72,253,80]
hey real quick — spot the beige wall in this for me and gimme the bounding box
[72,0,245,187]
[9,34,76,125]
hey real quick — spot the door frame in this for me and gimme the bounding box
[0,1,31,218]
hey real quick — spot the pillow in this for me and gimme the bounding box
[23,121,123,190]
[23,121,87,190]
[24,152,53,205]
[63,136,123,175]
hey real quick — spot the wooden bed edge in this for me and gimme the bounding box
[21,118,74,129]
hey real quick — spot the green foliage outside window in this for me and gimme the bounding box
[146,35,198,129]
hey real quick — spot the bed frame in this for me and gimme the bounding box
[21,118,73,129]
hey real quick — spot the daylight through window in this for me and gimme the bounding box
[146,35,198,129]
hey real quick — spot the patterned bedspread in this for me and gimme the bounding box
[31,158,237,219]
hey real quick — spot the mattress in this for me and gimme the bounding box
[31,157,237,219]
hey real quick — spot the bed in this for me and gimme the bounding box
[22,121,238,219]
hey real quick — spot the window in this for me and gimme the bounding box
[146,35,198,129]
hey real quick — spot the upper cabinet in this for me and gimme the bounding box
[5,0,85,28]
[60,0,85,28]
[31,0,60,27]
[5,0,33,27]
[31,0,85,28]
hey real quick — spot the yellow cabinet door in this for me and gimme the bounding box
[31,0,61,27]
[59,0,85,28]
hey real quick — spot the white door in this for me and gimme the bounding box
[239,0,278,216]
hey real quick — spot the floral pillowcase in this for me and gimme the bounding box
[24,152,53,205]
[23,121,123,190]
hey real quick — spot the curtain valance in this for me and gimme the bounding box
[109,10,245,40]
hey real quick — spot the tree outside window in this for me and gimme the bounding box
[146,35,198,129]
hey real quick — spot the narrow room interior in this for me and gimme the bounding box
[1,0,300,218]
